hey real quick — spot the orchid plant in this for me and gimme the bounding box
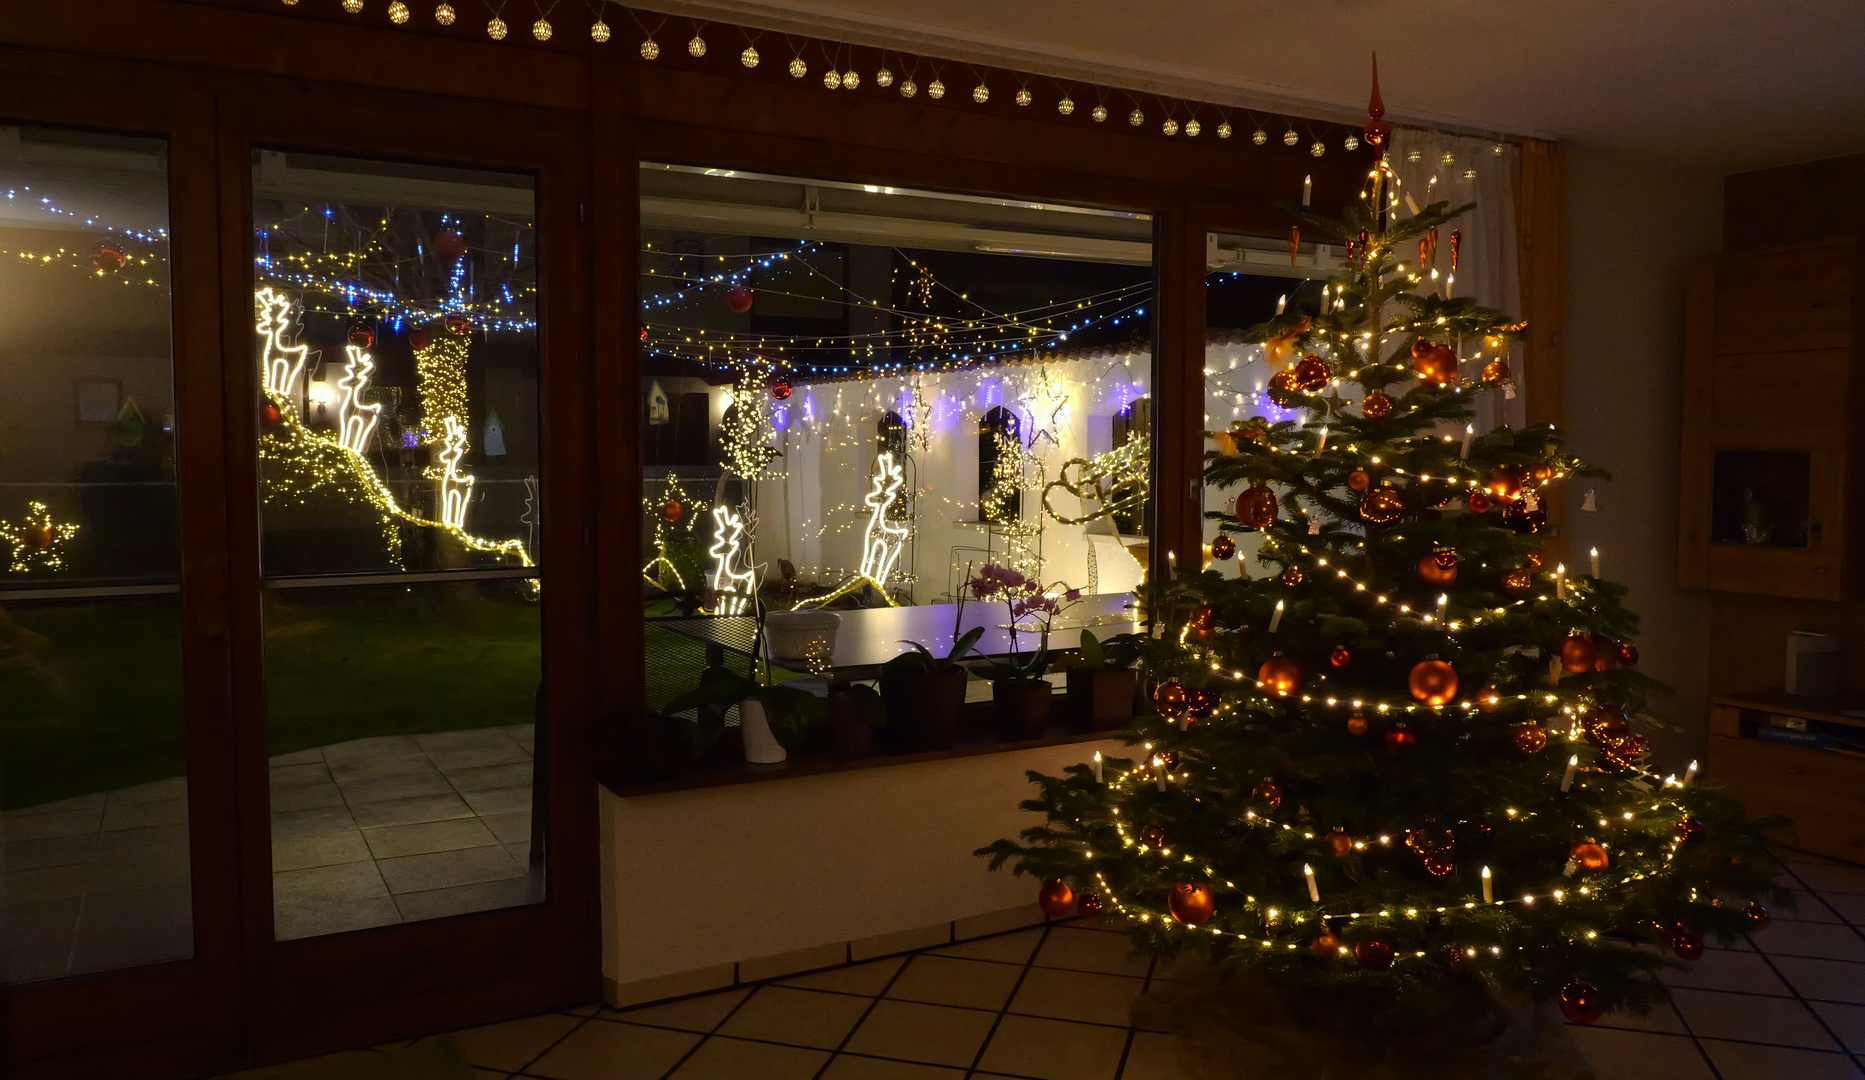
[966,562,1082,684]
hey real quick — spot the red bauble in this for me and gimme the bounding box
[1466,491,1491,514]
[1348,469,1371,492]
[1280,565,1304,587]
[1558,634,1598,674]
[1745,902,1770,929]
[1210,535,1237,561]
[1408,660,1458,706]
[1358,487,1404,525]
[1559,981,1603,1025]
[1311,932,1340,958]
[1256,656,1302,697]
[1325,830,1353,856]
[1500,568,1534,597]
[1266,368,1304,407]
[1672,930,1704,961]
[1676,817,1704,843]
[91,240,127,271]
[1152,679,1189,719]
[1249,780,1283,810]
[261,402,283,427]
[1037,880,1074,917]
[640,325,649,341]
[432,230,467,259]
[1481,357,1512,385]
[1361,390,1392,420]
[725,285,754,313]
[660,500,684,523]
[1569,842,1610,871]
[770,380,792,401]
[347,324,376,348]
[1077,893,1105,917]
[1422,856,1455,877]
[1167,882,1216,925]
[1140,824,1166,848]
[1329,647,1351,668]
[1292,354,1331,392]
[1185,689,1218,719]
[1615,641,1639,666]
[1354,938,1394,969]
[1418,551,1458,587]
[1384,724,1417,749]
[1188,605,1216,636]
[1513,723,1549,754]
[444,314,470,335]
[1236,484,1278,528]
[409,331,432,350]
[1489,467,1526,500]
[1410,339,1458,384]
[20,525,51,552]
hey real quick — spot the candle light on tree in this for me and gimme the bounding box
[1305,863,1320,902]
[1302,174,1313,209]
[1482,866,1494,904]
[1093,751,1104,783]
[1590,547,1600,578]
[1561,754,1578,793]
[1461,424,1473,459]
[1269,599,1285,633]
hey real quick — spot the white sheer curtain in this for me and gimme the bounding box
[1388,129,1525,432]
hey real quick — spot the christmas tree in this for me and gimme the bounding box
[980,79,1783,1043]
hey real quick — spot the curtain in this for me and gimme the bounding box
[1388,129,1526,433]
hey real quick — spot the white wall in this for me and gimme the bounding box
[600,738,1120,989]
[1559,146,1723,764]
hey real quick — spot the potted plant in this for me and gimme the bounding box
[670,667,825,765]
[967,563,1082,742]
[1058,629,1144,731]
[879,626,984,752]
[826,682,886,759]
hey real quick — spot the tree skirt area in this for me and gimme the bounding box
[1132,961,1596,1080]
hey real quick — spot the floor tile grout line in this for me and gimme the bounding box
[1653,970,1727,1080]
[807,946,919,1080]
[1740,864,1864,1063]
[653,975,767,1080]
[963,921,1055,1076]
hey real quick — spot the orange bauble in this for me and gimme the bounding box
[1210,535,1237,561]
[1153,679,1189,718]
[1187,605,1216,636]
[1570,842,1610,871]
[660,500,684,523]
[1361,390,1392,420]
[1311,931,1340,958]
[1325,829,1353,856]
[1475,687,1502,713]
[1257,655,1302,697]
[1235,484,1278,528]
[1418,551,1458,586]
[1410,338,1458,384]
[1292,354,1331,392]
[1345,714,1370,735]
[1513,723,1548,753]
[1348,469,1371,492]
[1037,880,1074,916]
[1530,463,1553,483]
[1280,565,1304,587]
[1185,688,1218,719]
[1249,780,1283,809]
[1481,357,1512,385]
[1488,467,1525,499]
[1358,487,1404,525]
[1167,882,1216,925]
[1422,856,1455,877]
[1500,567,1534,597]
[1266,368,1304,407]
[1558,633,1599,674]
[1408,660,1458,706]
[21,525,52,552]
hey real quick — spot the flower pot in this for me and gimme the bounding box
[765,610,841,666]
[826,689,875,759]
[737,698,788,764]
[993,678,1054,741]
[1066,668,1139,731]
[879,666,969,751]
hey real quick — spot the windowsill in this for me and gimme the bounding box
[600,703,1122,798]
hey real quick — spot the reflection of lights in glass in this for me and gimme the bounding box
[707,505,755,615]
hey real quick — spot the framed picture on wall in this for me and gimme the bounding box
[74,377,121,426]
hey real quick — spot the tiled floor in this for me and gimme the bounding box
[218,846,1865,1080]
[0,723,541,980]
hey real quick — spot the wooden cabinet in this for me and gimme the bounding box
[1707,690,1865,859]
[1680,241,1865,598]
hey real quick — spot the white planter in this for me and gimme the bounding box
[738,698,788,764]
[765,610,841,664]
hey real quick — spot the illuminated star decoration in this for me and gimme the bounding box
[335,344,381,454]
[642,472,708,590]
[794,452,908,609]
[436,416,475,531]
[707,504,757,615]
[256,287,311,398]
[1020,367,1072,450]
[1,502,80,573]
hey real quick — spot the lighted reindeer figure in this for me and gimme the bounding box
[858,452,908,590]
[707,504,757,616]
[255,287,309,400]
[334,344,382,454]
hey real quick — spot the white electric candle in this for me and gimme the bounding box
[1684,759,1698,786]
[1093,751,1104,784]
[1276,294,1288,315]
[1316,425,1329,453]
[1561,755,1578,793]
[1302,175,1312,209]
[1555,564,1566,599]
[1269,600,1284,633]
[1461,424,1473,459]
[1482,866,1494,904]
[1156,764,1169,793]
[1305,863,1320,902]
[1437,593,1449,619]
[1590,547,1600,578]
[1404,193,1421,215]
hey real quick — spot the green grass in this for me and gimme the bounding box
[0,588,541,811]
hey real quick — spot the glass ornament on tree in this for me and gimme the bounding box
[978,56,1786,1065]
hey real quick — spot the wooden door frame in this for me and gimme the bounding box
[209,77,601,1062]
[0,61,241,1080]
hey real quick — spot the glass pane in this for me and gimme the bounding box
[639,163,1152,752]
[1712,450,1811,547]
[252,153,542,938]
[0,127,189,982]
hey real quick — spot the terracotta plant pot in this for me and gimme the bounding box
[1066,668,1139,731]
[879,666,969,751]
[993,678,1054,741]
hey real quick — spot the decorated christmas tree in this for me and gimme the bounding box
[981,74,1783,1050]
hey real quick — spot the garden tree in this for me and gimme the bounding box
[980,150,1783,1040]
